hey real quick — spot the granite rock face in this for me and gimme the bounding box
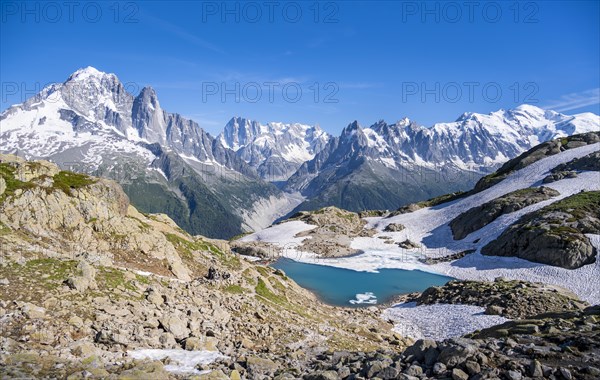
[482,191,600,269]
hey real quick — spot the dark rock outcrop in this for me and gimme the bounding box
[384,223,405,232]
[449,187,559,240]
[482,191,600,269]
[473,132,600,193]
[543,151,600,183]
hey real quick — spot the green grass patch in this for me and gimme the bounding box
[0,221,11,236]
[0,163,37,203]
[417,191,467,208]
[269,277,287,293]
[223,284,246,294]
[255,266,271,277]
[335,210,355,220]
[544,191,600,218]
[0,258,78,291]
[127,216,151,231]
[164,233,240,268]
[548,226,581,235]
[52,171,96,194]
[274,269,288,281]
[242,268,256,285]
[135,274,151,285]
[24,258,78,280]
[164,233,197,260]
[255,278,287,305]
[229,231,252,241]
[97,267,136,291]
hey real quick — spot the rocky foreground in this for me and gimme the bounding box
[1,154,599,379]
[295,306,600,380]
[0,155,403,379]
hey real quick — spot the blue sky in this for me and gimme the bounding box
[1,1,599,135]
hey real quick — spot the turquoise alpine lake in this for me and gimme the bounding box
[271,258,453,307]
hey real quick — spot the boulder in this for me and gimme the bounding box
[438,340,477,367]
[398,239,421,249]
[433,362,447,375]
[245,356,278,377]
[404,364,423,377]
[384,223,405,232]
[377,366,399,379]
[71,342,98,357]
[146,290,164,306]
[402,339,437,362]
[65,276,91,292]
[159,315,189,340]
[482,191,600,269]
[529,359,543,377]
[21,302,46,319]
[305,371,339,380]
[452,368,469,380]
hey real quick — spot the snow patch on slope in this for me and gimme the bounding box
[241,220,316,246]
[240,192,306,232]
[128,349,227,374]
[382,303,509,340]
[249,142,600,304]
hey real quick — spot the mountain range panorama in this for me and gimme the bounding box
[1,66,598,238]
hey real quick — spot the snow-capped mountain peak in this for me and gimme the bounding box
[220,117,263,151]
[284,106,600,208]
[2,67,599,225]
[217,117,331,181]
[341,120,362,138]
[67,66,112,81]
[0,67,250,172]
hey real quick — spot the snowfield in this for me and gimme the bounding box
[240,220,316,248]
[382,302,509,340]
[240,192,305,233]
[243,142,600,339]
[128,349,227,374]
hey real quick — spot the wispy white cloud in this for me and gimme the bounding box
[212,70,309,84]
[154,72,311,89]
[144,14,224,54]
[542,88,600,112]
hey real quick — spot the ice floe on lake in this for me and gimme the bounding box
[349,292,378,305]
